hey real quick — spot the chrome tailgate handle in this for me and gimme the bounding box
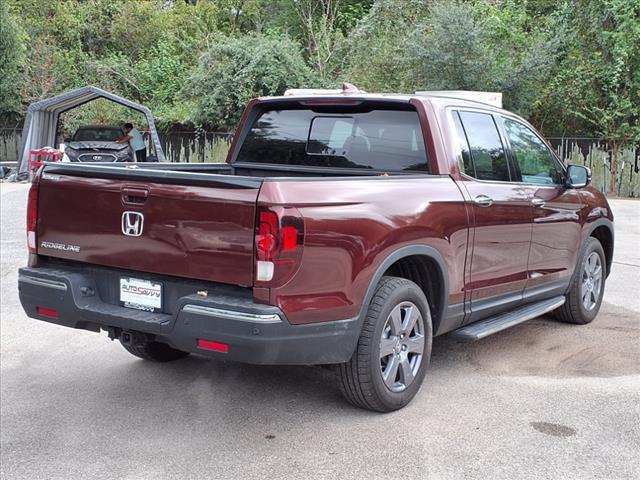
[473,195,493,207]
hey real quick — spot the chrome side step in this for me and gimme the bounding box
[450,296,565,342]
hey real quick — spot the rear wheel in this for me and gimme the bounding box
[120,340,190,362]
[336,277,433,412]
[555,237,606,325]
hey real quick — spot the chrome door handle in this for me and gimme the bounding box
[473,195,493,207]
[531,198,546,207]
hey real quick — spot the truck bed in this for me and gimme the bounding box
[36,162,441,289]
[44,161,430,181]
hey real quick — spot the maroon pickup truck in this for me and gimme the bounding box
[19,91,613,411]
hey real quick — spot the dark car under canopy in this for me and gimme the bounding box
[17,86,165,174]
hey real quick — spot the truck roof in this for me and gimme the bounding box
[261,86,507,113]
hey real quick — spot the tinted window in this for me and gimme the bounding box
[458,111,510,181]
[452,111,473,176]
[503,118,562,185]
[73,128,123,142]
[236,109,429,171]
[307,117,354,156]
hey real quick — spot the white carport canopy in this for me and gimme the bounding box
[17,86,165,173]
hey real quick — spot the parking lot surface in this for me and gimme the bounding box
[1,182,639,480]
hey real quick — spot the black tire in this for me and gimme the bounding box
[555,237,606,325]
[335,276,433,412]
[121,340,190,362]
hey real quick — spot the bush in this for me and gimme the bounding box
[404,0,555,116]
[0,1,25,121]
[345,0,428,92]
[184,34,315,129]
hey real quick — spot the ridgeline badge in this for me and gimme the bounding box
[40,241,81,253]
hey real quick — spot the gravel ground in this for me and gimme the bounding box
[1,182,639,480]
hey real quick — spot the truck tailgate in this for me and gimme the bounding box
[36,170,262,286]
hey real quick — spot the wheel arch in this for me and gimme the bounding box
[584,219,614,277]
[357,245,449,336]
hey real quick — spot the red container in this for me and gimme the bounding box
[29,149,63,181]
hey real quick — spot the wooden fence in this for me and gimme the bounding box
[548,138,639,197]
[0,128,22,164]
[2,127,638,196]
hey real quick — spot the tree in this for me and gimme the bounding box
[404,0,555,116]
[3,0,638,176]
[0,0,25,122]
[183,34,315,128]
[574,0,639,193]
[345,0,428,91]
[293,0,345,83]
[541,0,640,192]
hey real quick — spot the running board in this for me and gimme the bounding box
[450,296,565,342]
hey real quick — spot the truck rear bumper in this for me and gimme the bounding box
[18,265,360,365]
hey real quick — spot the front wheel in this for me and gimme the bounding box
[336,277,433,412]
[555,237,606,325]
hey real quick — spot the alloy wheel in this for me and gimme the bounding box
[379,301,425,393]
[581,252,603,312]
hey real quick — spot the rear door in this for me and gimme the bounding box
[499,116,583,301]
[451,110,533,322]
[37,170,262,286]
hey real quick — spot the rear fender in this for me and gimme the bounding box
[355,245,449,334]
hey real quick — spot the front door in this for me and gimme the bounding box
[499,116,583,302]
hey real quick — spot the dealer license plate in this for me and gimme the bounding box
[120,277,162,312]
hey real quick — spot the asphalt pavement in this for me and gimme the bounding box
[1,182,639,480]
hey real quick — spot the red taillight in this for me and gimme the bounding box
[197,339,229,353]
[255,207,304,285]
[26,179,40,253]
[281,226,298,250]
[257,211,278,261]
[36,307,58,319]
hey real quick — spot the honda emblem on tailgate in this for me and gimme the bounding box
[121,211,144,237]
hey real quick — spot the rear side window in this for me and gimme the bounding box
[457,111,510,182]
[502,118,563,185]
[452,112,474,176]
[235,108,429,171]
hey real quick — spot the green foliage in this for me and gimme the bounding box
[572,0,639,144]
[2,0,639,172]
[536,0,640,191]
[335,0,373,33]
[0,0,26,122]
[405,0,555,116]
[60,99,147,137]
[345,0,428,91]
[293,0,347,83]
[184,33,315,128]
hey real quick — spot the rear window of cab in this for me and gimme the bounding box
[235,108,429,172]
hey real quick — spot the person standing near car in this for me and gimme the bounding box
[116,123,146,162]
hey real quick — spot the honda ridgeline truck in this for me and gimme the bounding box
[19,88,613,411]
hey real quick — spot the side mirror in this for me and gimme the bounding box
[566,164,591,188]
